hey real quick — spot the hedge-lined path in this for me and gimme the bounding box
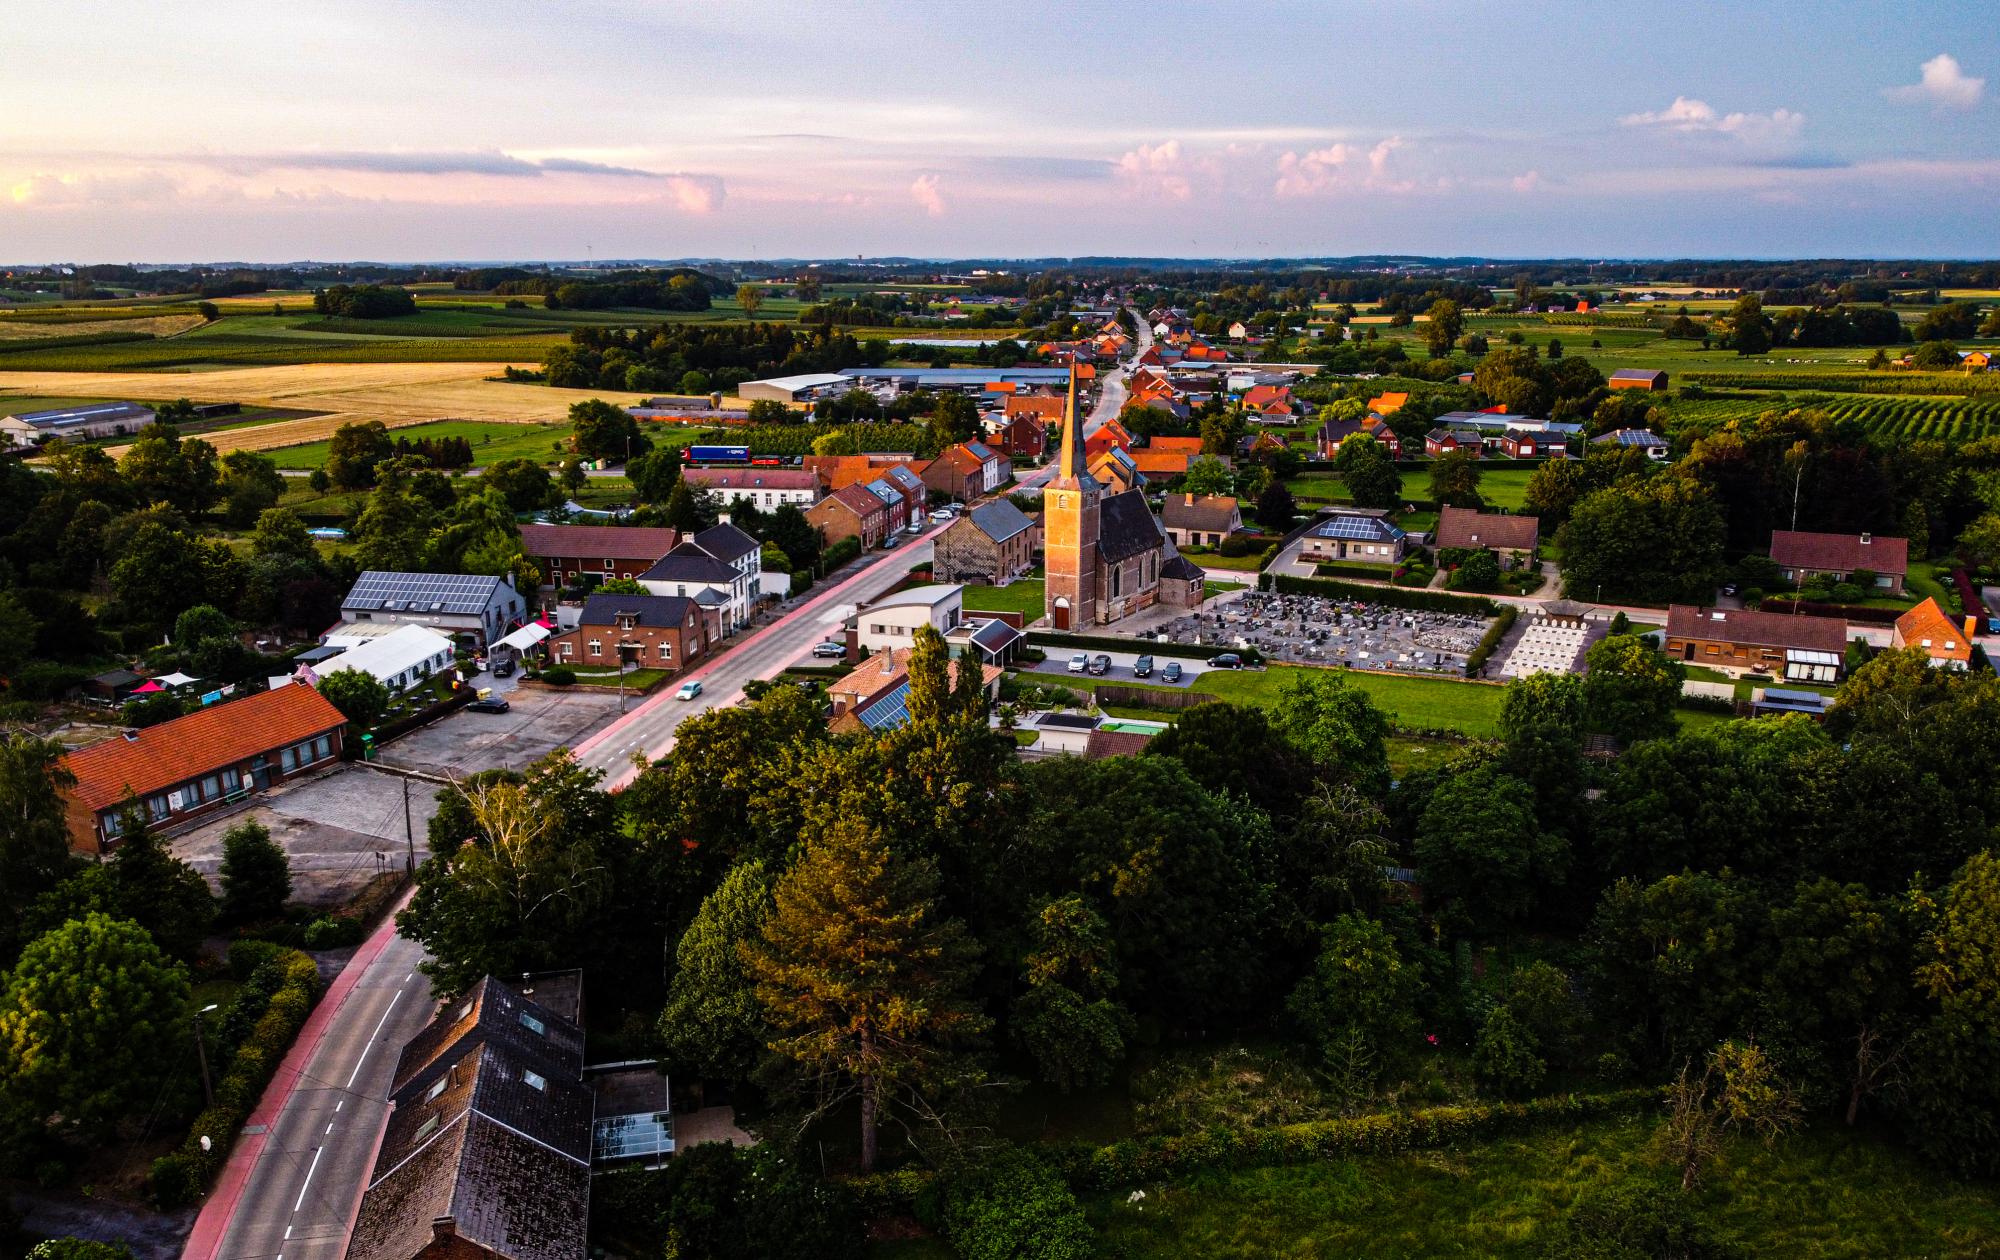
[187,898,431,1260]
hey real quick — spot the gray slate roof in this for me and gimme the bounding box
[966,499,1033,544]
[1098,490,1165,565]
[641,544,739,585]
[692,522,759,564]
[574,593,695,629]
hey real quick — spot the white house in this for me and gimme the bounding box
[636,522,762,635]
[681,467,824,510]
[846,583,965,656]
[314,624,456,693]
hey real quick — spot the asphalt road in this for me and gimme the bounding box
[572,521,948,787]
[209,931,433,1260]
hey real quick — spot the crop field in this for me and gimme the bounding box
[1668,392,2000,441]
[0,311,204,339]
[264,419,574,469]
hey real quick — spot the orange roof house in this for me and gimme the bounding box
[803,453,923,491]
[1006,394,1065,421]
[1131,449,1196,479]
[1242,384,1295,417]
[1146,435,1205,455]
[1127,367,1176,405]
[1367,391,1409,415]
[1892,597,1975,670]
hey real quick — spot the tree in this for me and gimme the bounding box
[1499,671,1587,814]
[351,472,435,573]
[1444,547,1500,592]
[0,913,190,1135]
[765,503,821,572]
[0,591,37,680]
[1558,477,1726,605]
[325,421,394,489]
[1284,914,1421,1084]
[1334,436,1404,509]
[1471,1004,1546,1097]
[1182,455,1233,497]
[744,815,987,1171]
[1414,764,1559,934]
[665,479,708,533]
[1766,878,1912,1125]
[569,398,649,463]
[626,447,683,503]
[219,820,292,924]
[1428,449,1484,508]
[1009,896,1131,1093]
[1144,701,1307,820]
[1899,850,2000,1175]
[1590,872,1765,1066]
[119,426,220,515]
[931,394,980,446]
[1271,668,1390,791]
[0,733,77,960]
[319,668,392,728]
[1722,293,1772,356]
[173,604,244,679]
[109,524,237,633]
[659,860,773,1082]
[307,468,331,494]
[940,1148,1096,1260]
[220,450,286,528]
[250,507,316,561]
[1657,1040,1800,1190]
[482,458,557,512]
[1424,298,1464,357]
[1254,480,1296,531]
[1584,634,1682,742]
[735,283,765,320]
[649,1143,862,1260]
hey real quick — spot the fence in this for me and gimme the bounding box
[1093,683,1217,711]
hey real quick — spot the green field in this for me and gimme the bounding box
[1193,664,1508,736]
[0,393,115,416]
[1287,467,1534,512]
[961,575,1047,617]
[265,420,574,469]
[1077,1119,2000,1259]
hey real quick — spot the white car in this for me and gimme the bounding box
[676,680,704,701]
[929,508,953,522]
[1066,652,1090,674]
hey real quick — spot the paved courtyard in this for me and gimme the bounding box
[1156,590,1492,675]
[376,683,625,779]
[169,765,442,909]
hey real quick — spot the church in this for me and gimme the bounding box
[1044,372,1205,629]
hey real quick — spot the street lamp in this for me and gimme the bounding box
[193,1003,220,1108]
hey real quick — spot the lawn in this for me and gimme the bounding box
[565,667,671,691]
[961,575,1046,617]
[1285,467,1533,512]
[1079,1118,2000,1259]
[264,419,574,469]
[1192,664,1507,737]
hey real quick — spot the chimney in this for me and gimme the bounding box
[431,1216,457,1243]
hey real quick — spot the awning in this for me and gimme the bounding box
[155,671,201,688]
[494,622,552,651]
[130,680,163,694]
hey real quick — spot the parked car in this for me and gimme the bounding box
[812,641,846,659]
[880,533,902,550]
[1162,660,1183,683]
[467,697,510,714]
[1066,652,1090,674]
[1088,654,1111,676]
[1208,653,1244,669]
[676,680,704,701]
[1133,655,1154,678]
[491,658,515,678]
[929,508,953,522]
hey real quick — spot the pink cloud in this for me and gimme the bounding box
[910,173,945,216]
[1115,141,1195,200]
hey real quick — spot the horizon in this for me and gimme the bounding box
[4,0,1996,263]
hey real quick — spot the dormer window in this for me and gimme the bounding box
[415,1114,440,1141]
[523,1069,546,1091]
[427,1074,449,1102]
[520,1011,546,1036]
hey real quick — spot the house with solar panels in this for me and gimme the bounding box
[1299,508,1409,567]
[336,571,529,651]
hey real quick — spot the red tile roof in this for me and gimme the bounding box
[63,685,347,814]
[518,524,679,562]
[1434,506,1540,552]
[1665,604,1848,654]
[826,482,887,518]
[680,468,822,493]
[1893,597,1974,664]
[1769,530,1909,578]
[1085,729,1154,759]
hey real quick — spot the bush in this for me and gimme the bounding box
[820,535,862,572]
[226,938,287,980]
[12,662,92,701]
[541,665,577,686]
[302,915,364,950]
[1264,572,1500,616]
[939,1149,1095,1260]
[1465,605,1520,677]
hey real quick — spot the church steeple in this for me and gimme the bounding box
[1055,365,1088,485]
[1043,363,1101,630]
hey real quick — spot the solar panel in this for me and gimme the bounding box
[345,571,506,616]
[1313,516,1405,543]
[856,681,912,731]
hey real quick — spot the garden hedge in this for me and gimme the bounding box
[1465,605,1520,677]
[151,947,323,1207]
[1261,572,1502,617]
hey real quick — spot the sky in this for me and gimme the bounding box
[3,0,1997,263]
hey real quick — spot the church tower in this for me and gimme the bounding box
[1043,368,1100,629]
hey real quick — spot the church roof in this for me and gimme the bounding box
[1098,490,1164,565]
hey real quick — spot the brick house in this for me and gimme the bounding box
[1425,428,1482,458]
[802,453,922,491]
[934,499,1035,585]
[1316,414,1401,459]
[1665,604,1847,683]
[548,592,708,675]
[1161,493,1242,547]
[60,684,347,854]
[680,467,824,509]
[1434,506,1539,558]
[1891,597,1975,670]
[1769,530,1909,594]
[1300,509,1408,566]
[518,524,680,590]
[990,412,1049,460]
[806,482,891,549]
[921,441,1012,501]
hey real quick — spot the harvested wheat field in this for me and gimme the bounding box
[0,312,207,339]
[0,362,652,457]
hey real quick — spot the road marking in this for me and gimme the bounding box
[325,1122,335,1135]
[345,988,405,1088]
[284,1226,291,1240]
[292,1146,324,1213]
[334,1100,343,1112]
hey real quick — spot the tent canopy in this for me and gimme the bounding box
[495,622,552,651]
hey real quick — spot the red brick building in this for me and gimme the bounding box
[806,482,892,548]
[548,592,709,675]
[518,524,680,589]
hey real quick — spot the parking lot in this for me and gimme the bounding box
[1023,648,1211,689]
[1158,590,1494,674]
[376,682,625,779]
[169,765,441,909]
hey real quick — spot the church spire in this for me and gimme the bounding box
[1058,364,1087,482]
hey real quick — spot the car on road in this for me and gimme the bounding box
[1208,653,1244,669]
[1066,652,1090,674]
[929,508,953,522]
[676,680,705,701]
[880,533,902,550]
[1162,660,1183,683]
[812,641,846,659]
[466,697,511,714]
[1088,653,1111,676]
[491,658,515,678]
[1133,654,1154,678]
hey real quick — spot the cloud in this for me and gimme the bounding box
[664,174,725,214]
[214,150,666,179]
[1619,96,1805,154]
[1272,136,1413,197]
[1511,170,1542,193]
[910,173,945,216]
[1886,53,1985,109]
[1114,141,1195,200]
[9,170,178,206]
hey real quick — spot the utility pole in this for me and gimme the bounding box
[193,1004,218,1108]
[402,775,415,874]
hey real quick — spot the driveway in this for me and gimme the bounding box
[375,683,625,779]
[169,765,442,908]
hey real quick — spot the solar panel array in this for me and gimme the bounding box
[1312,515,1407,543]
[855,680,912,731]
[344,571,505,615]
[593,1113,675,1162]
